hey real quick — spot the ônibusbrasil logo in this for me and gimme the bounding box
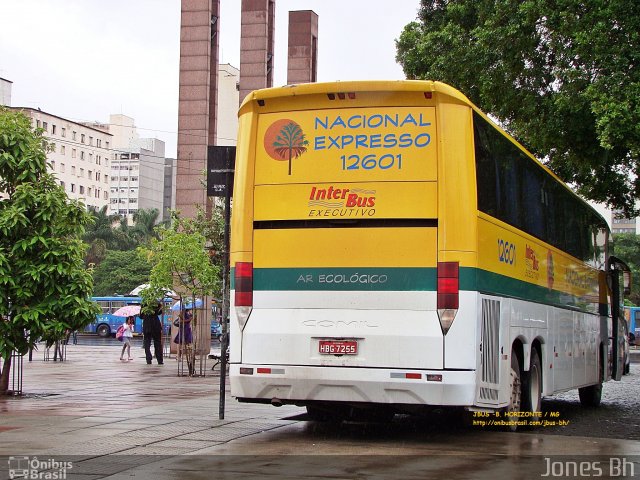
[264,119,309,175]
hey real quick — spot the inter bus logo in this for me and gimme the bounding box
[264,119,309,175]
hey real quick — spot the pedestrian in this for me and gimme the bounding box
[173,308,193,345]
[64,329,78,345]
[174,307,195,375]
[120,316,135,361]
[142,302,164,365]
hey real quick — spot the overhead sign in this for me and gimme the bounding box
[207,146,236,197]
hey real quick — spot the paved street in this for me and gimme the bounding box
[0,342,639,479]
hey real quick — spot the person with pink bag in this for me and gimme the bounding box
[119,316,135,361]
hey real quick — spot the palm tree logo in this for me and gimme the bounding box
[264,119,309,175]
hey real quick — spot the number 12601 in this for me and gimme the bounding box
[341,154,402,171]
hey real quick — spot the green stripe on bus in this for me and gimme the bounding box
[461,267,599,313]
[231,266,599,313]
[254,267,436,291]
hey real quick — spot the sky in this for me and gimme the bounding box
[0,0,421,158]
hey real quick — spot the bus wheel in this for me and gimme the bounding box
[578,383,602,408]
[504,351,522,432]
[579,382,602,408]
[522,349,542,425]
[579,361,603,408]
[96,324,110,338]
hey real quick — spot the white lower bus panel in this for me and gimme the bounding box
[230,364,477,407]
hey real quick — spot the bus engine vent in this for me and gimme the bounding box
[480,299,500,400]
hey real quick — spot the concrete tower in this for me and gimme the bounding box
[287,10,318,85]
[176,0,220,219]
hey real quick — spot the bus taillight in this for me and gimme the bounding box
[235,262,253,326]
[437,261,459,334]
[235,262,253,306]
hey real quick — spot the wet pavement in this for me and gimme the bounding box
[0,342,639,479]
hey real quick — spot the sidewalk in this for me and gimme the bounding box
[0,342,302,461]
[2,343,639,479]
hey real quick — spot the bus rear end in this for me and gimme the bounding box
[230,81,478,416]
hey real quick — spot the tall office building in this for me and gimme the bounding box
[85,114,166,224]
[217,63,239,146]
[0,77,12,106]
[612,209,640,234]
[108,128,165,222]
[163,158,177,223]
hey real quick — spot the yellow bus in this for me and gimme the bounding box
[229,80,630,425]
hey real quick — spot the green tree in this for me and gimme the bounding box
[613,233,640,306]
[273,122,309,175]
[114,217,137,251]
[139,215,220,376]
[92,250,152,296]
[132,208,161,244]
[84,206,121,250]
[85,238,108,267]
[396,0,640,215]
[176,205,225,288]
[0,108,99,394]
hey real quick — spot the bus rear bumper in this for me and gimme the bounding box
[230,364,477,407]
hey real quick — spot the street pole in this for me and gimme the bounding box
[219,186,231,419]
[207,145,235,420]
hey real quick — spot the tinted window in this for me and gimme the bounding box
[473,112,607,263]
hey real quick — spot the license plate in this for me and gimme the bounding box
[319,340,358,355]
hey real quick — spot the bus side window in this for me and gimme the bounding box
[98,301,110,315]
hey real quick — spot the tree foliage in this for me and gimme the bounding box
[92,250,152,296]
[176,205,225,282]
[138,213,220,311]
[612,233,640,306]
[0,108,99,393]
[138,214,220,376]
[83,206,122,251]
[396,0,640,215]
[83,207,162,261]
[131,208,161,244]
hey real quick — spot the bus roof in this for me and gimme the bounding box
[239,80,470,111]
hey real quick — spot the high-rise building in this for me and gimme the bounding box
[163,158,177,223]
[10,107,112,211]
[612,209,640,234]
[0,77,12,106]
[217,64,239,146]
[108,137,165,223]
[85,114,166,224]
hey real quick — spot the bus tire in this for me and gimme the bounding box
[579,350,603,408]
[578,383,602,408]
[504,350,522,432]
[96,324,110,338]
[522,349,542,426]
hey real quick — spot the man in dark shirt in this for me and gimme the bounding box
[142,303,164,365]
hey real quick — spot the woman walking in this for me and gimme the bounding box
[120,316,135,361]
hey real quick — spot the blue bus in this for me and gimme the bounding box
[85,296,173,338]
[625,306,640,340]
[85,296,221,339]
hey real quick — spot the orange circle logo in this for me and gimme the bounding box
[264,119,309,175]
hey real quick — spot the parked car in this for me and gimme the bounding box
[211,321,222,341]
